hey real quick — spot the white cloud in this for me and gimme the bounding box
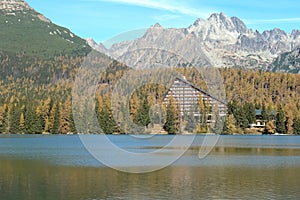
[94,0,211,18]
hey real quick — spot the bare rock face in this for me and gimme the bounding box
[86,38,107,53]
[0,0,51,23]
[88,13,300,73]
[271,48,300,73]
[0,0,33,12]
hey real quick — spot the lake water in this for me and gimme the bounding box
[1,134,300,199]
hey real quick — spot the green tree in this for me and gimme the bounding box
[185,107,197,133]
[198,97,207,130]
[50,103,60,134]
[163,97,180,134]
[25,105,43,134]
[8,103,20,133]
[244,102,256,124]
[293,117,300,135]
[228,100,248,130]
[213,115,225,134]
[98,100,119,134]
[134,96,151,128]
[261,103,271,121]
[275,105,286,134]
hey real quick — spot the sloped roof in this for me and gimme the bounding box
[173,77,227,105]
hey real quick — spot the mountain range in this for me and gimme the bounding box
[89,12,300,73]
[0,0,299,73]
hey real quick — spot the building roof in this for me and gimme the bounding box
[173,77,227,105]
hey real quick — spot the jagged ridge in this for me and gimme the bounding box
[92,12,300,73]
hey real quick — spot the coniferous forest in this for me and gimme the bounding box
[0,50,300,135]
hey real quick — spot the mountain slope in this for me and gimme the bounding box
[0,0,91,58]
[270,48,300,73]
[94,13,300,73]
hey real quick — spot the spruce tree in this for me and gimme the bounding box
[185,104,197,133]
[50,103,60,134]
[134,96,151,128]
[261,103,269,121]
[25,105,43,134]
[244,102,256,124]
[8,103,20,133]
[275,106,286,134]
[98,101,118,134]
[163,97,180,134]
[293,117,300,135]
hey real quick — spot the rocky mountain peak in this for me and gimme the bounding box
[151,23,163,28]
[262,28,288,41]
[190,13,247,35]
[192,18,205,26]
[208,12,232,27]
[291,30,300,39]
[0,0,33,12]
[231,16,247,34]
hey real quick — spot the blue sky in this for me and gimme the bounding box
[26,0,300,43]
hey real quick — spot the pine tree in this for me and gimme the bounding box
[50,103,60,134]
[244,102,256,124]
[199,97,207,129]
[261,103,269,121]
[275,105,286,134]
[293,117,300,135]
[163,97,180,134]
[25,105,43,134]
[185,103,198,133]
[228,101,248,130]
[134,96,151,128]
[237,108,249,130]
[98,100,118,134]
[8,103,20,133]
[213,115,225,134]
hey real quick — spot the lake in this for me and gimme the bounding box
[1,134,300,199]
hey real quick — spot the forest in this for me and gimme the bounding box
[0,50,300,135]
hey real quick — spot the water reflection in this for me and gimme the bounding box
[1,135,300,199]
[1,158,300,200]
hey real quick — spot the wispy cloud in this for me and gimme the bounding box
[246,17,300,24]
[153,14,180,22]
[93,0,211,18]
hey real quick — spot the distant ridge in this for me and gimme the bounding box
[91,12,300,73]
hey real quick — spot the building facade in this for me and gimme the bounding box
[163,77,227,123]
